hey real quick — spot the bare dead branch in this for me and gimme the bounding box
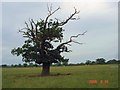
[50,7,60,16]
[47,4,51,14]
[55,18,62,22]
[18,29,25,33]
[50,4,52,12]
[56,40,72,51]
[74,7,80,14]
[25,21,30,29]
[66,43,72,46]
[31,19,36,26]
[72,41,83,45]
[55,31,87,52]
[44,6,60,30]
[31,19,38,36]
[71,16,80,20]
[70,31,87,41]
[59,7,80,26]
[19,27,27,32]
[29,19,34,30]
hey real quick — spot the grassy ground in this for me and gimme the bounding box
[2,64,118,88]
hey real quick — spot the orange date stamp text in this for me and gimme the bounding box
[89,80,108,85]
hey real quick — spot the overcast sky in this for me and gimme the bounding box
[1,1,118,65]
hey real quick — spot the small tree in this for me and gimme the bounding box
[2,64,7,67]
[18,64,22,67]
[29,62,34,67]
[62,58,69,66]
[118,60,120,64]
[33,63,38,67]
[91,61,96,65]
[23,63,28,67]
[106,59,118,64]
[96,58,106,64]
[85,60,92,65]
[11,6,86,76]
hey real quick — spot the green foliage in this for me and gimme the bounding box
[96,58,106,64]
[23,63,27,67]
[11,18,66,64]
[106,59,118,64]
[85,60,91,65]
[11,7,81,65]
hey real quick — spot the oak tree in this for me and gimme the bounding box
[11,6,86,76]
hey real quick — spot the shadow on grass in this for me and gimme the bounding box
[16,73,71,78]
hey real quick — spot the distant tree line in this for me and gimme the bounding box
[1,58,120,67]
[81,58,120,66]
[1,63,39,67]
[85,58,120,65]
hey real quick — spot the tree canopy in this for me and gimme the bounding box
[11,6,86,65]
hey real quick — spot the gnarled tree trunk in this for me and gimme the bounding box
[41,62,50,76]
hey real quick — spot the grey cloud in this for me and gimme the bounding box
[2,2,118,64]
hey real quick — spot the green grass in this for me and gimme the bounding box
[2,64,118,88]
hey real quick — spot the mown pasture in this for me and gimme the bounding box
[2,64,118,88]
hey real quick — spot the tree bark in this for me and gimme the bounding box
[41,62,50,76]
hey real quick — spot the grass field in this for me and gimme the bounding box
[2,64,118,88]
